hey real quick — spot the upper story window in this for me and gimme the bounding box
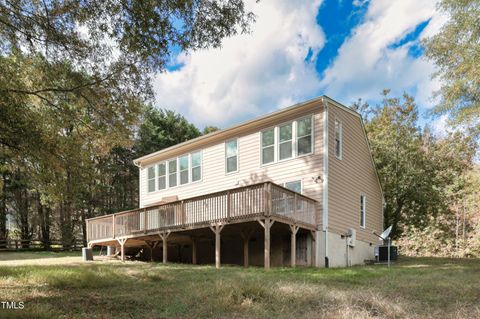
[147,151,202,193]
[147,166,156,192]
[360,195,366,228]
[297,117,312,155]
[261,128,275,165]
[261,115,314,166]
[279,123,293,161]
[179,155,189,185]
[225,139,238,173]
[168,159,177,188]
[335,119,343,160]
[157,162,166,190]
[191,151,202,182]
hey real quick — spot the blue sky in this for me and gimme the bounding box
[153,0,447,133]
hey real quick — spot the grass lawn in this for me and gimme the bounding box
[0,252,479,319]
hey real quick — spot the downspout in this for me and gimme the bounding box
[322,97,329,268]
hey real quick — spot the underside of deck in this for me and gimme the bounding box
[86,182,319,268]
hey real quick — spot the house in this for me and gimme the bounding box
[86,96,384,268]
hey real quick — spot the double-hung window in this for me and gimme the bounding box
[297,117,312,155]
[179,155,189,185]
[261,128,275,165]
[360,195,366,228]
[335,119,343,159]
[157,162,166,190]
[278,123,293,160]
[261,115,313,165]
[225,139,238,173]
[147,166,156,193]
[191,151,202,182]
[168,159,177,187]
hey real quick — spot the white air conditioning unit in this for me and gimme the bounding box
[347,228,356,247]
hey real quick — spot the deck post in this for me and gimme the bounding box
[112,215,116,239]
[143,208,147,233]
[191,237,197,265]
[290,225,299,267]
[264,183,272,216]
[159,231,171,264]
[258,218,274,270]
[144,240,155,262]
[209,223,225,269]
[181,200,186,228]
[117,238,127,262]
[240,228,254,267]
[226,191,231,221]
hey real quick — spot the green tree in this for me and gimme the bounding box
[0,1,254,247]
[424,0,480,131]
[203,126,221,135]
[353,91,476,239]
[136,107,201,157]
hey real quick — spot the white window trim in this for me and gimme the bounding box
[335,118,343,160]
[147,165,156,193]
[145,150,203,194]
[260,115,314,167]
[157,161,167,190]
[225,138,239,175]
[190,150,203,183]
[277,121,294,162]
[167,158,178,189]
[360,194,366,228]
[261,127,276,166]
[178,154,190,185]
[296,115,314,157]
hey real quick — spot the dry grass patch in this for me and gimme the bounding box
[0,254,479,318]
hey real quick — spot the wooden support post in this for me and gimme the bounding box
[264,183,272,216]
[144,240,155,262]
[117,238,127,262]
[209,223,225,269]
[240,228,255,267]
[290,225,299,267]
[159,231,171,264]
[293,194,298,220]
[143,208,147,233]
[191,237,197,265]
[226,191,231,221]
[258,218,274,270]
[181,200,186,228]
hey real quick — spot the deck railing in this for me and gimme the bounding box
[86,182,317,242]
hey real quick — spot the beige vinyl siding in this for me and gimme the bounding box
[327,103,383,243]
[139,105,324,226]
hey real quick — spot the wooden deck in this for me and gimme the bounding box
[86,182,318,269]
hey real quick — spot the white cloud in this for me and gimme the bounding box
[431,114,451,137]
[153,0,324,128]
[320,0,445,109]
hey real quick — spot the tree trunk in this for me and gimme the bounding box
[37,195,51,250]
[18,188,31,248]
[0,172,7,248]
[60,200,74,250]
